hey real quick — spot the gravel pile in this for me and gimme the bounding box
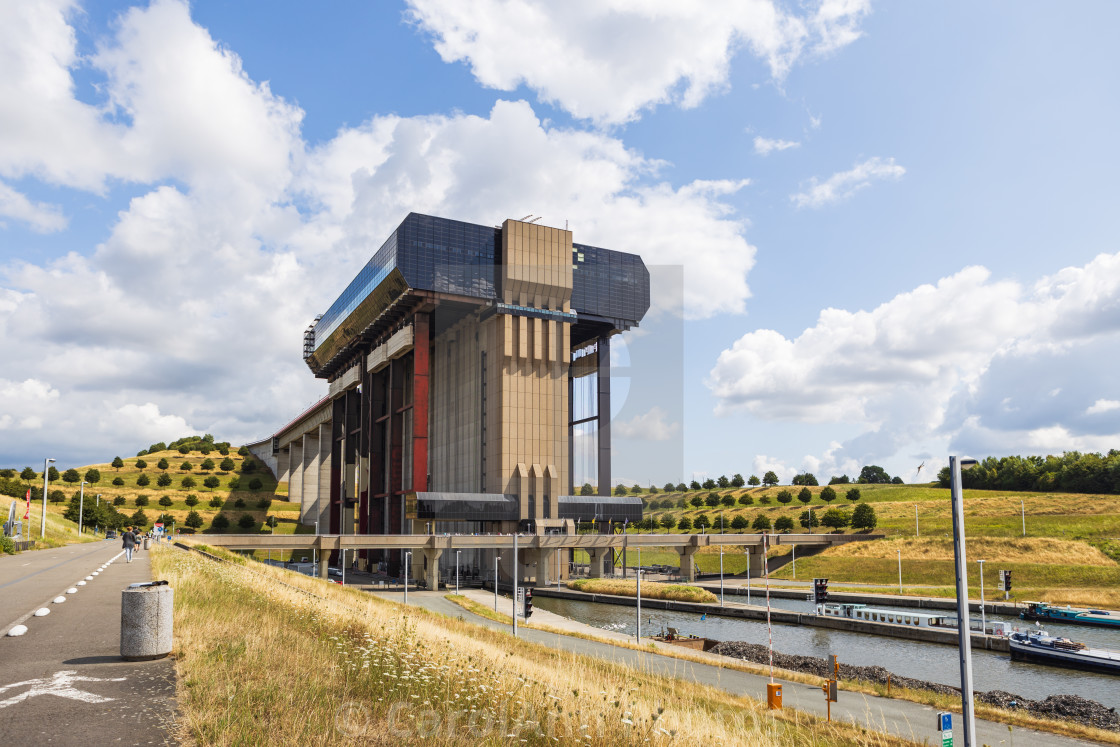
[710,641,1119,732]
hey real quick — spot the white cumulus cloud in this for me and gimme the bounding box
[614,406,680,441]
[753,136,800,156]
[1086,399,1120,415]
[406,0,870,125]
[791,156,905,208]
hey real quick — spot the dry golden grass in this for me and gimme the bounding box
[155,544,914,746]
[568,578,719,603]
[823,536,1116,566]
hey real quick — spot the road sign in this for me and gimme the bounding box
[937,712,953,746]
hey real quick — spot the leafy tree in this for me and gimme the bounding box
[157,458,169,470]
[774,516,794,533]
[184,494,199,507]
[248,478,263,491]
[758,493,771,504]
[84,468,100,484]
[234,498,246,508]
[797,487,812,503]
[705,492,720,507]
[851,503,878,530]
[209,496,224,508]
[220,457,236,472]
[256,497,272,510]
[751,514,771,532]
[265,515,278,529]
[178,445,190,454]
[777,490,794,504]
[20,466,36,484]
[858,465,891,484]
[181,476,196,489]
[630,484,643,495]
[792,473,818,486]
[241,460,257,474]
[112,456,124,470]
[846,488,861,502]
[135,495,149,506]
[663,482,676,492]
[689,495,704,508]
[747,474,761,486]
[112,477,125,486]
[648,486,659,495]
[689,480,701,490]
[675,497,687,509]
[693,513,711,530]
[135,459,147,470]
[731,473,745,488]
[185,510,204,529]
[228,477,241,490]
[820,487,837,503]
[676,483,687,492]
[157,473,172,487]
[157,513,175,526]
[131,508,149,527]
[180,461,192,471]
[218,446,230,456]
[730,515,749,531]
[721,494,736,507]
[762,471,779,487]
[113,496,126,506]
[717,475,730,488]
[799,509,820,529]
[0,468,13,478]
[614,484,626,496]
[891,476,904,485]
[63,468,80,485]
[579,483,594,496]
[660,514,676,531]
[200,458,215,472]
[820,507,851,530]
[204,476,220,491]
[211,514,230,531]
[49,489,65,503]
[677,516,692,532]
[238,514,256,530]
[136,473,150,487]
[148,441,167,453]
[159,496,173,507]
[136,450,147,457]
[48,466,60,482]
[738,494,754,506]
[238,446,249,457]
[829,475,850,485]
[701,478,716,490]
[200,444,212,455]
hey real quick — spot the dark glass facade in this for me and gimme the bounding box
[407,492,519,522]
[556,494,642,523]
[311,213,648,357]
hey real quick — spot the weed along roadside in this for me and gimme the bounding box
[155,543,911,746]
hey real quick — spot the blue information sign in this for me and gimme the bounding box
[939,712,952,732]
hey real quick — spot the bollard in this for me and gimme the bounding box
[121,581,172,661]
[143,537,151,550]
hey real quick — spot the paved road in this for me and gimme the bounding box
[0,541,177,745]
[402,591,1102,746]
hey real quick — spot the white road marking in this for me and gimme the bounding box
[0,670,126,708]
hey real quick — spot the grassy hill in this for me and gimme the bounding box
[610,484,1120,607]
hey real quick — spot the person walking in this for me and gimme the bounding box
[122,526,137,563]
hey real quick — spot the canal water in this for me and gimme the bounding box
[534,595,1120,709]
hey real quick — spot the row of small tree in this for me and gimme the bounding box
[629,504,877,533]
[644,487,862,511]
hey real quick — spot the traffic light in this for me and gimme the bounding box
[813,578,829,604]
[1002,570,1011,591]
[524,588,533,618]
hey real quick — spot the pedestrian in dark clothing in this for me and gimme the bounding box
[122,527,137,563]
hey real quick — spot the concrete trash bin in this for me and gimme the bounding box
[143,537,150,550]
[121,581,173,661]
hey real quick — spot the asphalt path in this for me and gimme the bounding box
[404,591,1102,747]
[0,540,177,744]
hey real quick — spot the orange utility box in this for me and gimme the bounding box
[767,682,782,709]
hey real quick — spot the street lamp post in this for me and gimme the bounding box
[78,481,88,536]
[719,545,724,607]
[40,458,55,538]
[636,547,642,642]
[792,545,796,580]
[404,551,411,605]
[978,559,987,634]
[950,455,979,747]
[512,532,518,638]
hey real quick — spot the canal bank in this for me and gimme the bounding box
[531,587,1011,651]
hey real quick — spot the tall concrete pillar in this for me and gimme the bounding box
[288,439,303,504]
[276,447,291,489]
[422,548,442,590]
[678,546,698,583]
[299,432,319,525]
[533,548,555,588]
[746,548,765,578]
[317,422,332,533]
[586,548,605,578]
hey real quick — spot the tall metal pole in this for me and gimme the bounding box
[978,559,986,634]
[719,546,724,606]
[40,458,54,538]
[792,545,796,580]
[950,455,977,747]
[763,534,774,682]
[404,552,411,605]
[78,481,87,536]
[512,533,518,637]
[636,547,642,642]
[746,550,751,606]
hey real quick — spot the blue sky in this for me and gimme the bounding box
[2,1,1120,487]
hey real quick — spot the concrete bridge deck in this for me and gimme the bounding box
[187,532,882,587]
